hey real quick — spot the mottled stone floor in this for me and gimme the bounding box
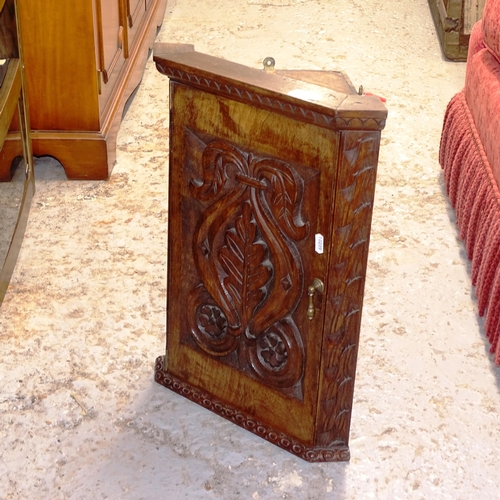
[1,0,499,499]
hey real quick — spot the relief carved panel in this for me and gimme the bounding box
[185,136,311,393]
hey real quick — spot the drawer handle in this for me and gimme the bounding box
[307,279,324,320]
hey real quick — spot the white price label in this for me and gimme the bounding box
[315,233,324,254]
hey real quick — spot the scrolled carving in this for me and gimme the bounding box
[188,285,237,356]
[188,139,309,390]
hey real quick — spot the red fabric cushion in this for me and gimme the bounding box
[482,0,500,62]
[465,48,500,189]
[469,20,486,59]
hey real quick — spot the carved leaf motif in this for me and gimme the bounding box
[219,202,271,332]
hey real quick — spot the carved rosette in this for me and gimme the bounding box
[187,140,309,389]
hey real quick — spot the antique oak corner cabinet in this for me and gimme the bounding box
[153,44,387,462]
[0,0,168,181]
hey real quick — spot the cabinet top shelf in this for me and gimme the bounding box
[154,43,387,132]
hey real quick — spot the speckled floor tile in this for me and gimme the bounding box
[1,1,499,499]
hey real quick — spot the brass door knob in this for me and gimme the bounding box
[307,278,324,320]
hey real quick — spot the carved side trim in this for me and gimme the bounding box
[157,65,386,131]
[316,131,381,447]
[154,356,350,463]
[336,116,387,130]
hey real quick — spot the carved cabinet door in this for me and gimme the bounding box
[154,45,387,461]
[166,79,337,444]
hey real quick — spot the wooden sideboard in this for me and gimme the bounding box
[0,0,168,180]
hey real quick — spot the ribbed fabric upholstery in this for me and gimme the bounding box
[440,2,500,364]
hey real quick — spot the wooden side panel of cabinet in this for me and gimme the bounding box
[315,130,381,447]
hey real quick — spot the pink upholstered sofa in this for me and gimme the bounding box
[440,0,500,364]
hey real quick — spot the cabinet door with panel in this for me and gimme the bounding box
[127,0,144,26]
[154,45,387,462]
[95,0,128,112]
[95,0,126,86]
[166,80,336,445]
[126,0,146,53]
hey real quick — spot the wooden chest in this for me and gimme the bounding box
[153,45,387,462]
[428,0,486,60]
